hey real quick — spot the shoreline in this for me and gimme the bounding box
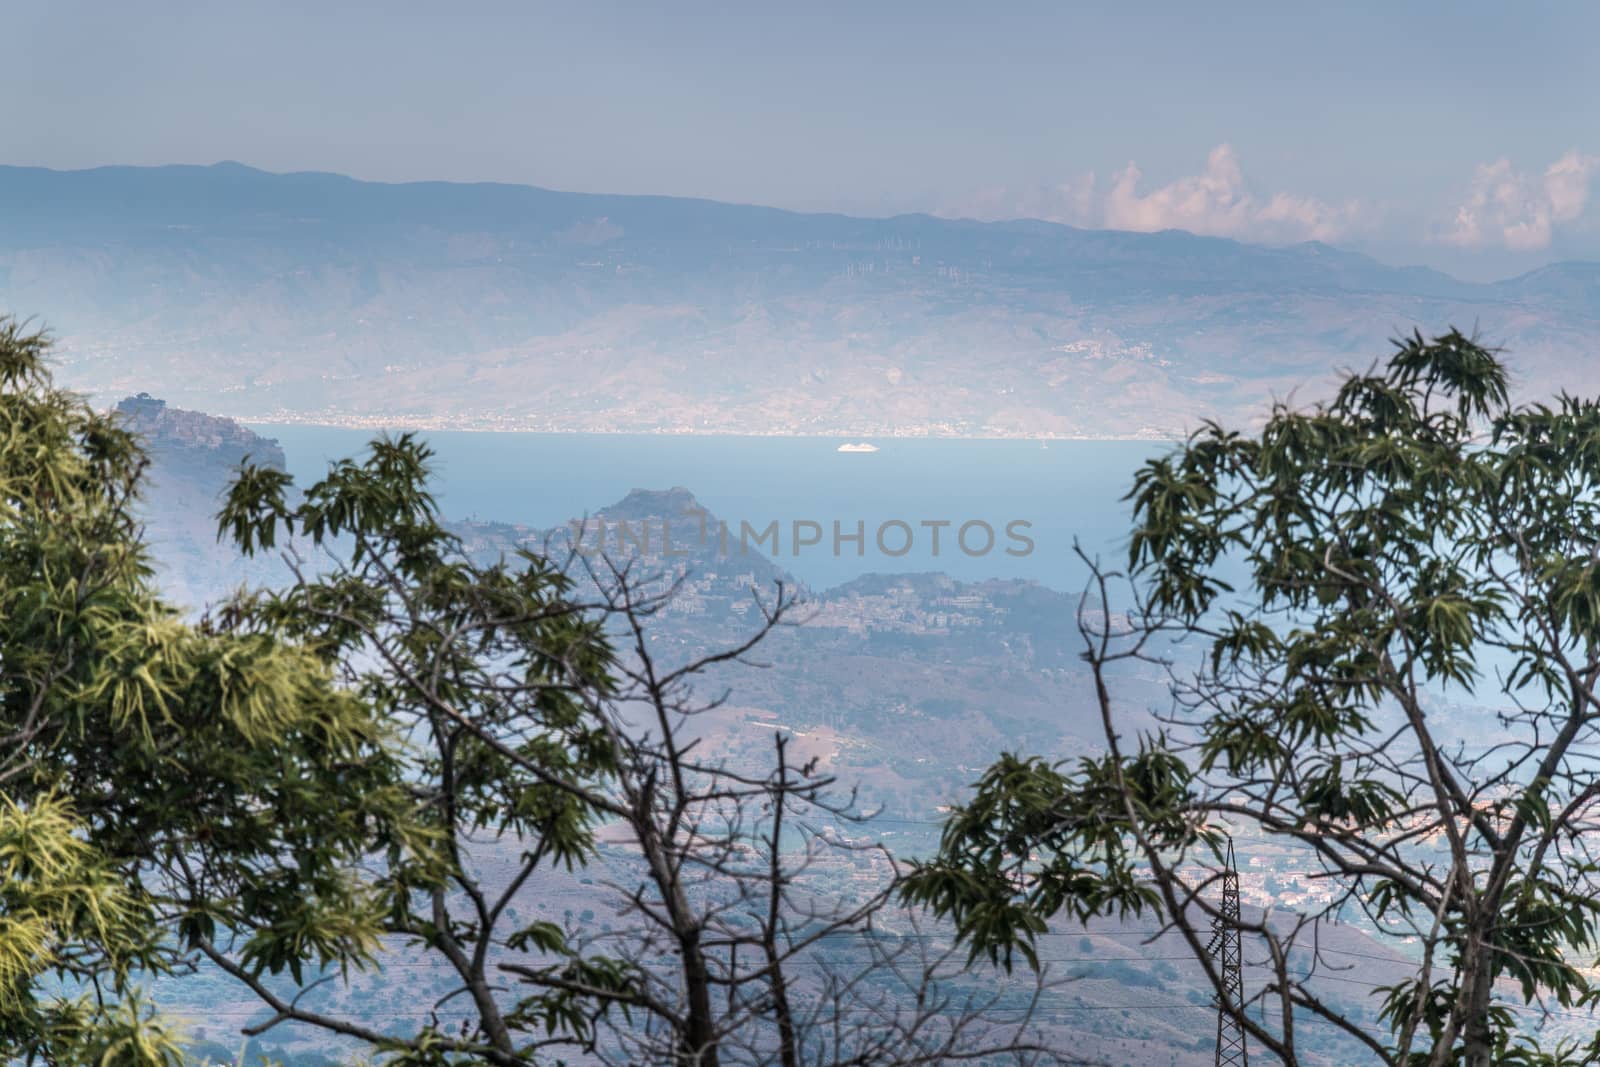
[236,415,1181,443]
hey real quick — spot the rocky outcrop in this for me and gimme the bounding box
[114,393,285,470]
[110,394,291,611]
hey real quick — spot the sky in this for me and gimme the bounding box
[10,1,1600,279]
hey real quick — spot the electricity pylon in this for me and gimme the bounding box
[1210,836,1248,1066]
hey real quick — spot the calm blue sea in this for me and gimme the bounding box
[249,427,1168,593]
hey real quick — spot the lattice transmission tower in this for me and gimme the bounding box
[1209,836,1248,1066]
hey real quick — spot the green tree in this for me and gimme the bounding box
[906,331,1600,1066]
[215,435,1064,1066]
[213,424,622,1065]
[0,318,423,1063]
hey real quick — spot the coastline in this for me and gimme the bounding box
[235,412,1181,443]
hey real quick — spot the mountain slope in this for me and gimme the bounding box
[5,162,1599,436]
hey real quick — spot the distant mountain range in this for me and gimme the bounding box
[7,161,1600,437]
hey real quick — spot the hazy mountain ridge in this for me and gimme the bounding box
[452,486,1139,824]
[8,162,1600,438]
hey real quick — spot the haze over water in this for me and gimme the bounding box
[255,426,1164,592]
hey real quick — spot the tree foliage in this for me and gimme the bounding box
[907,330,1600,1066]
[0,317,420,1064]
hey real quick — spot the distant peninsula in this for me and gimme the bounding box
[115,392,286,470]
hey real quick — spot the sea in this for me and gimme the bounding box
[250,427,1170,594]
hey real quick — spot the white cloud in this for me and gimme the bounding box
[1443,151,1598,251]
[941,144,1360,244]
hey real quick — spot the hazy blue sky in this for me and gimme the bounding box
[11,2,1600,277]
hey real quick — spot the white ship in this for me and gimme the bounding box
[836,442,879,453]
